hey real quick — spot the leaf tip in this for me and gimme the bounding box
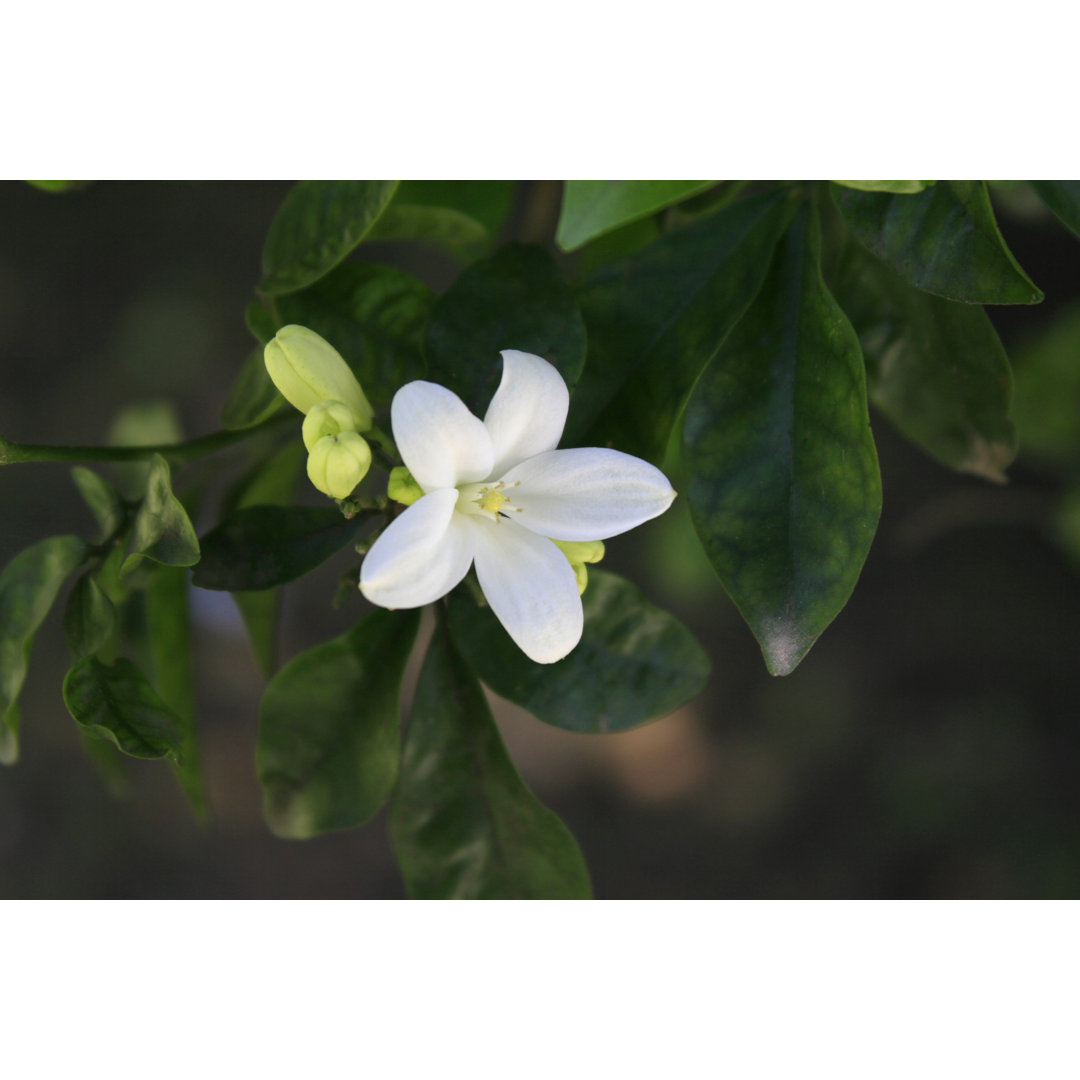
[758,616,814,677]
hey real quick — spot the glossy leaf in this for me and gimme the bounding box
[832,180,1043,304]
[193,505,364,591]
[832,181,933,194]
[260,180,399,295]
[146,565,206,817]
[62,656,184,761]
[63,572,116,659]
[275,263,433,410]
[446,570,710,733]
[122,454,200,575]
[556,180,716,251]
[1029,181,1080,239]
[221,347,283,430]
[257,608,419,838]
[391,181,516,235]
[71,466,125,542]
[0,535,87,763]
[838,246,1016,481]
[566,188,796,464]
[684,204,882,676]
[424,243,587,417]
[390,620,591,899]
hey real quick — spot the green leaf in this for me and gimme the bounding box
[26,180,92,193]
[275,262,433,410]
[0,535,87,763]
[391,181,516,235]
[145,565,207,817]
[424,243,587,417]
[62,656,185,761]
[260,180,399,295]
[367,204,489,256]
[556,180,716,252]
[683,203,882,676]
[832,180,933,195]
[837,245,1017,482]
[245,300,280,345]
[71,466,125,542]
[193,505,363,591]
[832,180,1043,305]
[1029,180,1080,239]
[220,348,283,430]
[63,572,116,659]
[446,570,710,733]
[390,620,591,898]
[566,188,797,464]
[122,454,200,575]
[257,608,419,838]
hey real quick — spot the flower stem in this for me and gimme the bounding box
[0,411,294,468]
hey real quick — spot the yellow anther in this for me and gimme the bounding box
[478,486,508,514]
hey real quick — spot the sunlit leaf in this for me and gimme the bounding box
[390,621,591,899]
[832,181,933,195]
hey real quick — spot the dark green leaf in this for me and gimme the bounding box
[221,348,283,430]
[275,263,433,410]
[122,454,200,575]
[62,656,185,761]
[390,621,591,898]
[683,203,882,676]
[1029,180,1080,239]
[838,245,1016,481]
[245,300,280,345]
[424,243,587,417]
[447,570,710,733]
[146,565,206,817]
[71,466,125,541]
[367,204,488,256]
[832,180,1043,304]
[0,535,87,763]
[832,180,933,194]
[63,572,116,659]
[391,181,516,235]
[257,608,419,838]
[566,188,797,463]
[556,180,716,252]
[193,505,363,591]
[260,180,399,295]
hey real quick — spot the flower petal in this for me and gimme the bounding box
[483,350,569,479]
[360,489,475,609]
[391,381,493,491]
[501,447,677,541]
[471,518,583,664]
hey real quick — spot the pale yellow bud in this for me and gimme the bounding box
[387,466,424,507]
[264,325,373,430]
[306,431,372,500]
[302,400,359,452]
[552,538,605,595]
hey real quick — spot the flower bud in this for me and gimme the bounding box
[302,400,359,452]
[306,431,372,500]
[387,466,424,507]
[553,538,605,594]
[264,325,373,430]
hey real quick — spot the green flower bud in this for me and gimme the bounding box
[552,538,605,595]
[387,465,424,507]
[306,431,372,500]
[264,325,373,430]
[302,400,359,452]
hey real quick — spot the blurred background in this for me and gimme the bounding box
[1,180,1078,899]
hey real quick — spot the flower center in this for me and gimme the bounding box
[457,480,522,521]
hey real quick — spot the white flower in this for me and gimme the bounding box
[359,350,676,664]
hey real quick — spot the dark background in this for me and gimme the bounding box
[1,180,1078,899]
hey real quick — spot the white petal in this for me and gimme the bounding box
[483,350,569,478]
[360,490,475,609]
[391,381,493,491]
[501,448,677,541]
[471,518,583,664]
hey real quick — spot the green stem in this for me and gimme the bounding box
[0,411,294,467]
